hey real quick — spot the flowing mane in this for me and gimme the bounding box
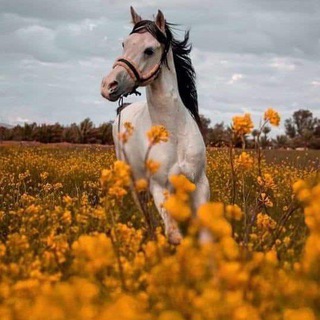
[131,21,201,127]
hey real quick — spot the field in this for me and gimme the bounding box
[0,143,319,320]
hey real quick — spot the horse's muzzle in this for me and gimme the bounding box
[101,78,121,101]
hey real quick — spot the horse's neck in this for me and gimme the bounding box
[146,49,186,131]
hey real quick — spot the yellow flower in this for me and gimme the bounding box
[100,160,131,199]
[147,125,169,145]
[40,172,49,180]
[256,212,277,230]
[100,168,112,183]
[265,250,278,265]
[72,233,115,275]
[124,121,134,134]
[283,236,291,247]
[108,186,127,198]
[235,152,254,170]
[232,113,254,136]
[158,310,185,320]
[292,179,307,193]
[264,108,280,126]
[118,121,134,143]
[135,179,148,192]
[233,305,260,320]
[221,237,239,260]
[163,194,192,222]
[61,210,72,225]
[62,195,73,205]
[163,175,196,222]
[113,161,131,186]
[198,203,232,238]
[257,173,276,190]
[169,175,196,196]
[226,204,243,221]
[145,159,160,175]
[284,308,316,320]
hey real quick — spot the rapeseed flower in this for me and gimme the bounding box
[147,125,169,145]
[264,108,280,126]
[145,159,161,174]
[232,113,254,136]
[235,152,254,170]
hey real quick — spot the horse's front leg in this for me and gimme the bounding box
[192,171,210,212]
[150,181,182,245]
[192,171,212,242]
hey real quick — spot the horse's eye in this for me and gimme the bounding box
[122,42,124,48]
[144,48,154,56]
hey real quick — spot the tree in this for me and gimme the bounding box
[272,135,288,149]
[199,114,211,144]
[63,124,79,143]
[22,122,37,141]
[261,126,271,149]
[285,109,317,138]
[76,118,94,144]
[51,123,64,143]
[206,122,229,147]
[284,119,296,138]
[98,122,113,145]
[284,109,320,148]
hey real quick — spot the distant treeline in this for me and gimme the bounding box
[1,109,320,149]
[201,109,320,149]
[0,118,113,145]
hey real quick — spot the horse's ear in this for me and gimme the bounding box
[155,10,166,33]
[130,6,142,24]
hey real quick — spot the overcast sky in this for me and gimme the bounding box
[1,0,319,134]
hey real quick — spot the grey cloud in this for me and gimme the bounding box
[0,0,319,130]
[1,0,106,21]
[192,49,320,130]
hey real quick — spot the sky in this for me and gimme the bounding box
[1,0,320,135]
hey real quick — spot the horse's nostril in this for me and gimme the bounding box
[108,80,118,93]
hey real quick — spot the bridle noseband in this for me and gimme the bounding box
[112,21,170,94]
[112,56,163,87]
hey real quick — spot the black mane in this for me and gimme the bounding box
[131,20,201,128]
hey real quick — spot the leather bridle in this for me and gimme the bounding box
[112,21,170,94]
[112,55,164,87]
[115,21,171,137]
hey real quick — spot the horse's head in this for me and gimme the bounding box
[101,7,169,101]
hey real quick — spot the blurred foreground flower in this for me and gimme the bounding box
[147,125,169,145]
[226,204,243,221]
[145,159,161,175]
[100,160,131,199]
[135,179,148,193]
[118,121,134,143]
[163,175,196,222]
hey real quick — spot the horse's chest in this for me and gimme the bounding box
[177,139,205,181]
[127,141,176,178]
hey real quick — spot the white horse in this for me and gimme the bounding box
[101,7,210,245]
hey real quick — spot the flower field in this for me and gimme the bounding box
[0,113,320,319]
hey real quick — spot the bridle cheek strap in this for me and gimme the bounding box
[113,57,162,87]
